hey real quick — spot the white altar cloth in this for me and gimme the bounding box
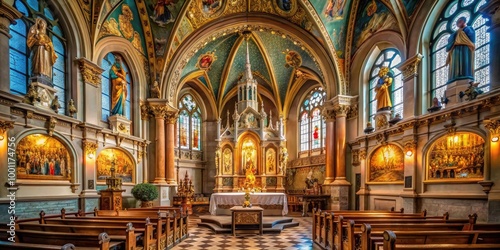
[209,192,288,216]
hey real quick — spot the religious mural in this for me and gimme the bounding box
[284,50,302,68]
[146,0,185,56]
[99,1,148,55]
[242,138,258,175]
[285,166,325,192]
[96,148,135,183]
[201,0,223,15]
[266,148,276,174]
[222,147,233,175]
[368,144,404,183]
[309,0,353,59]
[351,0,399,55]
[15,134,72,180]
[427,132,485,181]
[196,51,217,70]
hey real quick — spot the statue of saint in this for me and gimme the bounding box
[375,66,393,111]
[446,17,475,83]
[279,146,288,175]
[27,18,57,79]
[150,80,161,98]
[110,55,128,116]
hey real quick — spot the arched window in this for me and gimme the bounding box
[101,52,132,121]
[368,48,403,123]
[178,94,202,151]
[430,0,490,99]
[9,0,67,114]
[299,87,326,153]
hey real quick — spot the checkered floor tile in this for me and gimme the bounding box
[172,216,315,250]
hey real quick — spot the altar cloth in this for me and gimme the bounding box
[209,192,288,216]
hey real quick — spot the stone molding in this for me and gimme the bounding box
[398,54,423,82]
[0,2,22,37]
[76,58,105,88]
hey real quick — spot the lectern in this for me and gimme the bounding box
[99,162,125,210]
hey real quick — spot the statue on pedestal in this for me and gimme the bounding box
[50,95,60,113]
[110,55,128,116]
[375,66,393,112]
[446,17,475,83]
[150,80,161,98]
[27,18,57,80]
[279,146,288,175]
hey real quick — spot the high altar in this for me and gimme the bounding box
[213,37,287,193]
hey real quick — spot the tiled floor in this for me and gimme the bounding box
[172,215,315,250]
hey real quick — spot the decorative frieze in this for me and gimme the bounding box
[398,54,423,82]
[76,58,104,88]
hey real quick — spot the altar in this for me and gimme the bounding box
[210,192,288,216]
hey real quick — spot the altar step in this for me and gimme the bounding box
[197,215,299,234]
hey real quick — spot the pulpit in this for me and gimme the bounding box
[99,162,125,210]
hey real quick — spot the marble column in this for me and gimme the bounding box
[333,103,350,185]
[398,54,422,117]
[149,102,168,184]
[165,111,178,185]
[483,119,500,222]
[140,103,151,183]
[321,106,335,184]
[480,0,500,90]
[0,3,21,93]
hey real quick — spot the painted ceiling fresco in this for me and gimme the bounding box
[97,0,148,56]
[351,0,401,56]
[309,0,353,60]
[180,30,322,109]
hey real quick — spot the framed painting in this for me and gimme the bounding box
[222,147,233,175]
[368,144,404,183]
[15,134,72,180]
[426,132,485,182]
[97,148,135,183]
[266,148,277,175]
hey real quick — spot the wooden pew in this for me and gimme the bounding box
[0,242,77,250]
[382,230,500,250]
[14,231,120,250]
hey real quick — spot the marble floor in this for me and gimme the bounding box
[171,215,316,250]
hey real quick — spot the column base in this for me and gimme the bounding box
[332,178,351,186]
[323,177,335,184]
[166,179,178,185]
[155,184,177,206]
[153,178,167,184]
[323,184,349,210]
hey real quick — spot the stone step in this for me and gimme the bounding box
[197,222,284,234]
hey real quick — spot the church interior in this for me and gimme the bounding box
[1,0,500,249]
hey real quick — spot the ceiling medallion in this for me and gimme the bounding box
[196,51,217,71]
[200,0,225,18]
[272,0,298,17]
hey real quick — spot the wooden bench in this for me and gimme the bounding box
[382,230,500,250]
[14,231,121,250]
[0,242,77,250]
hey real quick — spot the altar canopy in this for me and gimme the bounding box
[209,193,288,216]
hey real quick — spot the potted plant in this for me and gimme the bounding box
[131,183,158,208]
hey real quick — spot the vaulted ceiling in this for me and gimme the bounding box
[76,0,423,111]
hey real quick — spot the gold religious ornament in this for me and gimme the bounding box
[106,154,122,190]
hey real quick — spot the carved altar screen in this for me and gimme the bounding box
[266,148,276,174]
[97,148,135,183]
[242,138,258,175]
[16,134,72,180]
[426,132,485,181]
[222,147,233,175]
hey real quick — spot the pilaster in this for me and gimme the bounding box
[75,58,104,124]
[398,54,422,118]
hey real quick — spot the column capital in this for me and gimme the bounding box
[165,111,178,124]
[0,120,14,139]
[140,103,152,120]
[359,148,367,160]
[479,0,500,28]
[398,54,423,82]
[403,140,417,154]
[76,58,104,88]
[328,95,357,118]
[0,2,22,36]
[148,99,177,119]
[82,139,98,157]
[484,118,500,135]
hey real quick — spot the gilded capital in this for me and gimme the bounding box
[320,107,336,121]
[333,104,350,117]
[140,103,152,120]
[484,119,500,135]
[150,105,168,118]
[403,140,417,153]
[398,54,423,81]
[0,120,14,138]
[82,140,98,155]
[359,148,367,160]
[165,111,179,124]
[330,95,356,118]
[76,58,105,87]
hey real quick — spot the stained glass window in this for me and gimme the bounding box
[177,94,202,151]
[101,53,132,121]
[368,48,403,124]
[9,0,67,114]
[430,0,490,99]
[299,87,326,153]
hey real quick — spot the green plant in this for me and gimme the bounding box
[131,183,158,202]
